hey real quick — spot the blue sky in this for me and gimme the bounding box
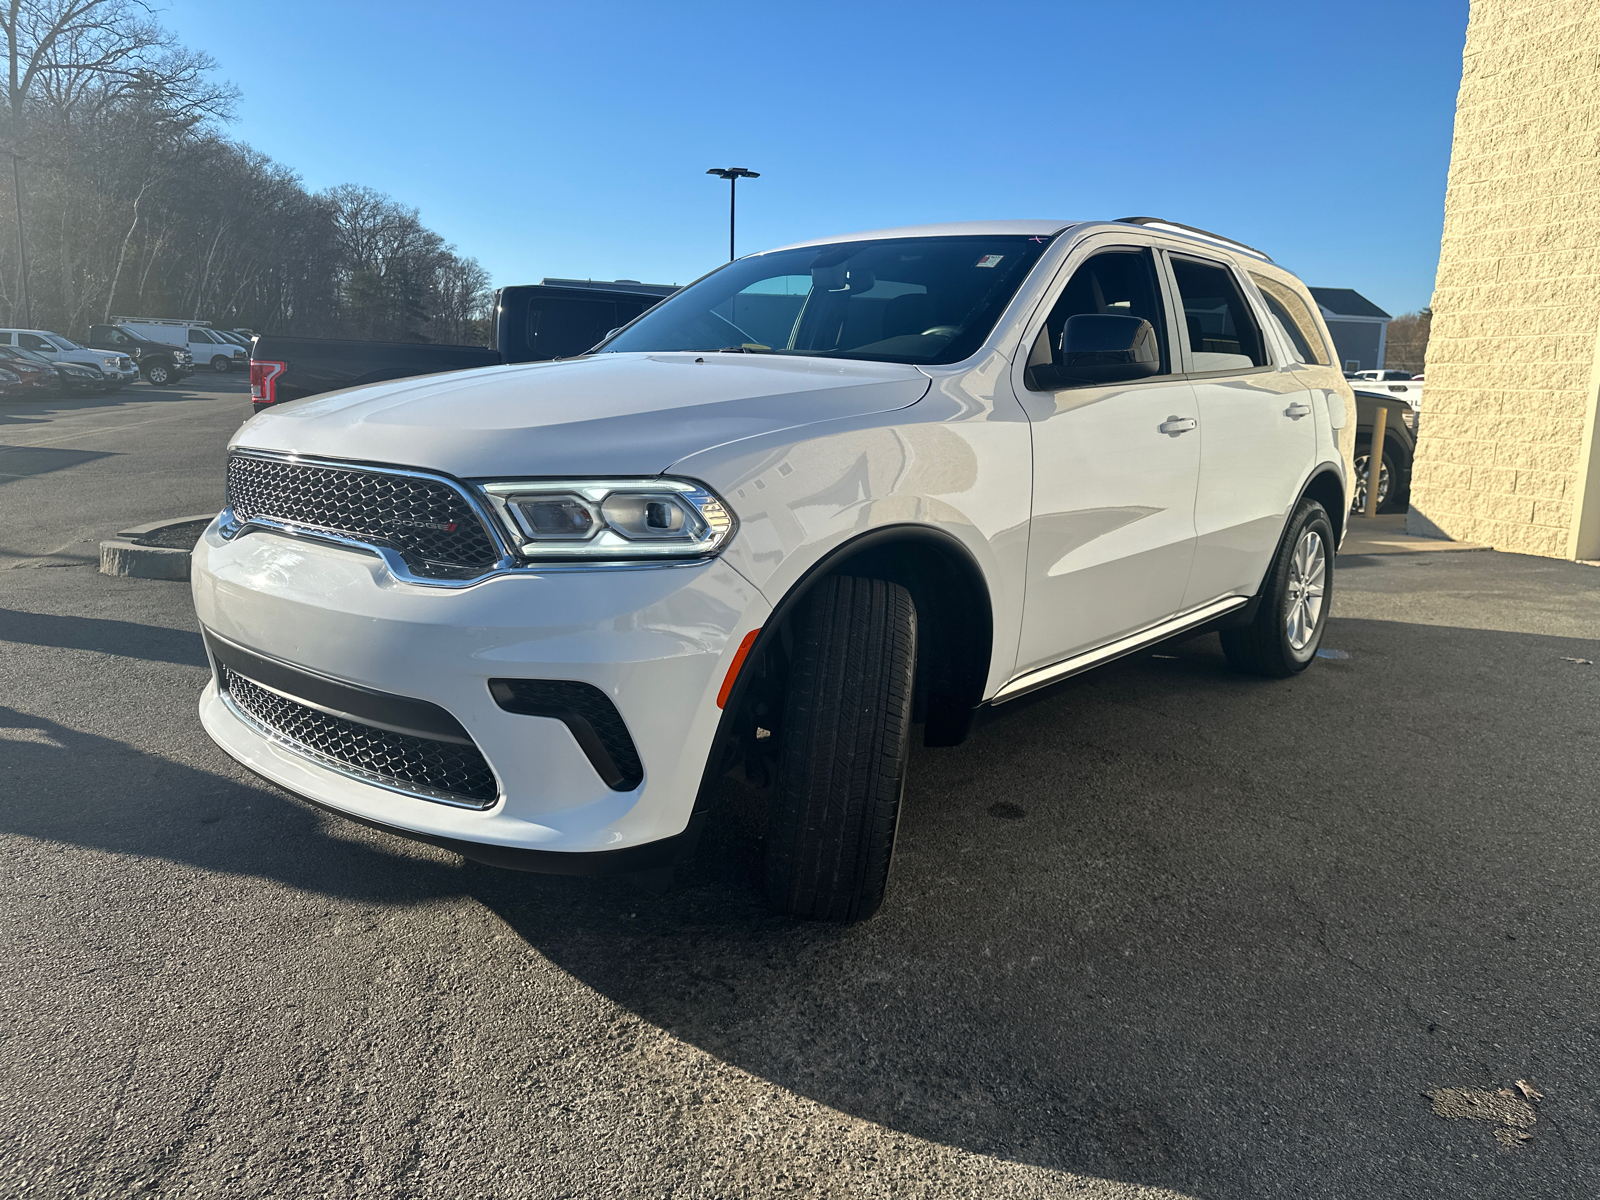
[165,0,1468,316]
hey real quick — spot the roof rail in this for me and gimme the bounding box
[1114,217,1273,263]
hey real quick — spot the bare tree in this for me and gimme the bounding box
[1385,309,1431,375]
[1,1,233,131]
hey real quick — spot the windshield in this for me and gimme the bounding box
[0,346,50,365]
[49,335,81,350]
[598,234,1053,365]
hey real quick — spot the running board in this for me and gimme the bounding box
[991,596,1249,704]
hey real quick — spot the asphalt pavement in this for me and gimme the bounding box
[2,378,1598,1199]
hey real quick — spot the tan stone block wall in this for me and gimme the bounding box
[1409,0,1600,558]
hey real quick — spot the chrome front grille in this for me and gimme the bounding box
[222,667,499,807]
[226,453,501,579]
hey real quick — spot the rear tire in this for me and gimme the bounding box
[1220,499,1333,678]
[764,575,916,922]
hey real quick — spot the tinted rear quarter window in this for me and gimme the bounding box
[1250,273,1331,366]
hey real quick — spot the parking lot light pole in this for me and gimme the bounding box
[706,167,760,261]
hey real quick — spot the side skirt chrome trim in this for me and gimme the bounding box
[991,595,1248,704]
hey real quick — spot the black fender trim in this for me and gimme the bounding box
[1204,466,1344,635]
[695,522,995,804]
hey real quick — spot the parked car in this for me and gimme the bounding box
[111,317,249,373]
[0,345,61,393]
[247,281,676,409]
[194,218,1354,922]
[85,324,194,384]
[0,365,23,398]
[0,342,110,394]
[1351,389,1415,514]
[0,329,138,386]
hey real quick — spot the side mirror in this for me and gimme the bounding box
[1029,314,1161,390]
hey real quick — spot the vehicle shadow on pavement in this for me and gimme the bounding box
[0,377,249,426]
[462,617,1600,1198]
[0,608,211,667]
[0,705,467,906]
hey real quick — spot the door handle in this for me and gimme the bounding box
[1158,416,1197,436]
[1285,402,1312,418]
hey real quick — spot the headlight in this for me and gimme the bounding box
[477,478,736,560]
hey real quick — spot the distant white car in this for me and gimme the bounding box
[0,329,138,386]
[194,217,1354,921]
[110,318,249,373]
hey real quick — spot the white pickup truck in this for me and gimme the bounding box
[193,217,1355,922]
[1349,369,1422,410]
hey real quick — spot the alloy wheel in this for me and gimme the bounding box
[1284,529,1326,652]
[1351,451,1390,512]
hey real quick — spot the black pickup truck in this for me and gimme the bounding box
[1352,389,1417,514]
[248,280,676,409]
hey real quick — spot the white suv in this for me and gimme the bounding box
[192,219,1354,921]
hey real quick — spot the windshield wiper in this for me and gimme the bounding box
[715,345,774,354]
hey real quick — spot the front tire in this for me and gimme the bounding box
[211,356,232,373]
[1220,499,1333,677]
[142,362,171,386]
[764,575,916,922]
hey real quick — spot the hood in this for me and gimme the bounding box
[232,352,931,478]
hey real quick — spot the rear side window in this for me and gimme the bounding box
[1250,273,1331,366]
[525,299,621,359]
[1169,257,1267,371]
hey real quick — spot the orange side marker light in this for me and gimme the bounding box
[717,629,762,709]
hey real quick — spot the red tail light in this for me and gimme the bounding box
[249,359,286,407]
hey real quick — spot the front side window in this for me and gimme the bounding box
[1028,248,1170,385]
[1169,257,1267,372]
[599,235,1053,366]
[1249,273,1330,366]
[18,333,52,352]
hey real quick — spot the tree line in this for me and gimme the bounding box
[1384,309,1430,375]
[0,0,491,345]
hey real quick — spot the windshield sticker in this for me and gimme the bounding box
[974,254,1005,268]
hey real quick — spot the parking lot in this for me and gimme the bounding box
[2,377,1598,1199]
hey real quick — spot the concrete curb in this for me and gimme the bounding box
[99,514,216,582]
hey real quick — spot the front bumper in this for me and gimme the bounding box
[191,518,768,864]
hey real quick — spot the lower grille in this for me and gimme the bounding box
[222,667,498,807]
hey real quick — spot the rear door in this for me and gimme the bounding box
[1168,252,1316,606]
[1013,241,1201,672]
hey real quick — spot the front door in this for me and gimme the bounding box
[1013,245,1201,674]
[1167,254,1318,607]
